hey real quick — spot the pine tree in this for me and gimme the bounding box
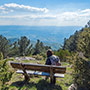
[18,36,30,56]
[0,57,13,89]
[0,35,9,58]
[73,54,90,89]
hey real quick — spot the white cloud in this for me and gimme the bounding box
[80,9,90,17]
[0,6,90,26]
[56,9,90,22]
[0,14,56,19]
[0,6,5,10]
[0,3,49,14]
[81,9,90,13]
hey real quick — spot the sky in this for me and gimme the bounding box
[0,0,90,26]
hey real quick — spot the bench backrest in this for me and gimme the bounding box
[10,62,66,74]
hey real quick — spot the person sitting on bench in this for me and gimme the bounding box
[45,49,61,66]
[45,49,61,83]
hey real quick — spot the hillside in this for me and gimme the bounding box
[63,22,90,58]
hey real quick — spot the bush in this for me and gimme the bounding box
[33,54,44,60]
[0,52,3,60]
[54,49,71,62]
[0,58,13,89]
[73,55,90,89]
[40,53,47,60]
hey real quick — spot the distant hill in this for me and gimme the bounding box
[0,25,81,50]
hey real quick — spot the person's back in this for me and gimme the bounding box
[49,55,61,66]
[45,49,61,66]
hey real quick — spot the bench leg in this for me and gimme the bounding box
[20,63,30,82]
[50,67,56,84]
[53,77,56,84]
[24,75,30,82]
[22,70,30,82]
[50,76,56,84]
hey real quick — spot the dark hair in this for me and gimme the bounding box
[47,49,53,57]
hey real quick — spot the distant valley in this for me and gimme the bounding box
[0,26,81,50]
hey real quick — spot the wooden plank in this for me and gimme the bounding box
[16,70,64,78]
[19,63,30,81]
[10,62,66,74]
[50,67,54,84]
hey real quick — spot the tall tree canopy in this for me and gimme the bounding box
[18,36,31,56]
[34,39,51,55]
[0,35,9,58]
[63,20,90,58]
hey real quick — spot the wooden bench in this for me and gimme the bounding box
[10,62,66,84]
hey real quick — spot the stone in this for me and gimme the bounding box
[68,84,77,90]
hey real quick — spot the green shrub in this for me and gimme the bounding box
[40,53,47,60]
[54,49,71,62]
[0,58,13,89]
[33,54,44,60]
[9,57,15,61]
[73,55,90,89]
[0,52,3,60]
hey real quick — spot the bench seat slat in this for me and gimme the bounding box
[11,62,66,74]
[16,70,64,78]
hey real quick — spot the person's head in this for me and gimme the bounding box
[47,49,53,57]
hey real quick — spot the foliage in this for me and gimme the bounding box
[33,40,41,55]
[0,35,51,57]
[40,53,47,60]
[18,36,32,56]
[63,21,90,58]
[8,36,33,57]
[0,52,3,60]
[63,21,90,89]
[0,35,10,58]
[63,30,80,52]
[0,58,13,90]
[77,28,90,58]
[33,39,51,55]
[26,44,33,55]
[72,54,90,89]
[54,49,71,61]
[32,54,44,60]
[8,41,19,57]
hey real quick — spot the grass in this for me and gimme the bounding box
[8,59,73,90]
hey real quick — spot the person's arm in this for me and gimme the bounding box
[45,58,51,65]
[56,56,61,66]
[56,61,61,66]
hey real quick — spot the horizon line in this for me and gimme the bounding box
[0,25,82,27]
